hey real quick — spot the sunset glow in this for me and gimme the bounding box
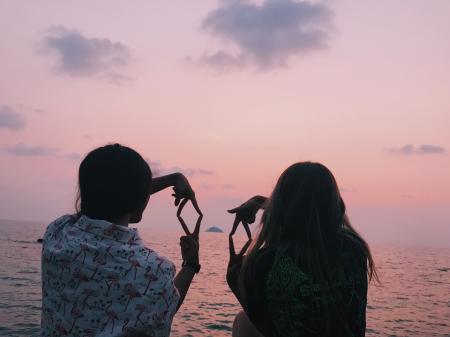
[1,0,449,246]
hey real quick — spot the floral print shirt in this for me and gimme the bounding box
[41,214,180,337]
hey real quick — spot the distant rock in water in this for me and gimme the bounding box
[37,238,43,243]
[206,226,224,233]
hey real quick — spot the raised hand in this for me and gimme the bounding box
[226,235,251,298]
[180,235,199,265]
[227,196,267,239]
[177,199,203,237]
[173,174,203,236]
[172,174,202,213]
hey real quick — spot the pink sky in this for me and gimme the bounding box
[0,0,449,247]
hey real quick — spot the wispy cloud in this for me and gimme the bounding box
[41,25,131,83]
[0,105,26,131]
[389,144,446,155]
[6,143,81,161]
[7,143,58,156]
[146,159,214,177]
[196,0,334,70]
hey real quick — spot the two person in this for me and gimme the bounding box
[40,144,377,337]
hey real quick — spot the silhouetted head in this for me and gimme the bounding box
[76,144,152,223]
[242,162,378,334]
[244,161,377,284]
[261,162,346,246]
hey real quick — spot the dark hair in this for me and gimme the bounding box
[76,144,152,222]
[241,162,378,333]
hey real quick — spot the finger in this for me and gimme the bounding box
[178,217,191,236]
[227,207,239,214]
[176,198,188,217]
[190,197,203,216]
[172,193,181,206]
[193,214,202,237]
[229,234,236,256]
[239,238,252,256]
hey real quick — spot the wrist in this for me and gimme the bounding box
[182,260,201,273]
[171,172,182,186]
[253,195,268,208]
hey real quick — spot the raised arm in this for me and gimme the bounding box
[227,195,268,225]
[149,173,180,195]
[174,235,200,311]
[226,236,252,308]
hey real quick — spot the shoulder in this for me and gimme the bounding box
[242,248,277,296]
[43,214,76,243]
[336,231,368,274]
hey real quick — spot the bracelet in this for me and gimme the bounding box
[182,260,201,274]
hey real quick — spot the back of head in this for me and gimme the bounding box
[262,162,345,250]
[242,162,377,335]
[244,161,376,288]
[77,144,152,222]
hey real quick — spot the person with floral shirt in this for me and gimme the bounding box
[41,144,201,337]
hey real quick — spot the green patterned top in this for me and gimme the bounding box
[243,239,367,337]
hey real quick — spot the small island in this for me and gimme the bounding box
[206,226,224,233]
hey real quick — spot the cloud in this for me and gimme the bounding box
[42,25,131,81]
[146,159,214,177]
[165,166,214,178]
[389,144,446,155]
[0,105,26,131]
[222,184,234,190]
[6,143,82,161]
[7,143,58,156]
[197,0,334,70]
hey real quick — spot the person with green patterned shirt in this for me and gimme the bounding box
[226,162,378,337]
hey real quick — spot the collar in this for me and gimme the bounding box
[73,214,142,245]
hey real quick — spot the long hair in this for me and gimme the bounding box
[241,162,378,332]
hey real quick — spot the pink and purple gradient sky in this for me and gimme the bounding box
[1,0,449,247]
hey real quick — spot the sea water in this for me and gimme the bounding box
[0,220,449,337]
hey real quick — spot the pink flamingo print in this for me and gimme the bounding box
[69,303,83,333]
[102,224,117,237]
[124,283,142,311]
[153,309,169,325]
[58,291,71,315]
[82,328,97,337]
[144,247,155,261]
[102,301,118,334]
[127,234,138,247]
[155,256,166,274]
[121,317,138,334]
[74,242,89,264]
[85,223,100,233]
[124,251,142,280]
[73,268,90,289]
[134,303,147,327]
[81,288,98,309]
[58,257,71,277]
[160,287,170,310]
[90,251,107,280]
[56,319,69,336]
[104,273,120,296]
[143,266,159,295]
[105,245,114,258]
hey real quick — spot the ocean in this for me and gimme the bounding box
[0,219,449,337]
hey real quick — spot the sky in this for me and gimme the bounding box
[0,0,449,247]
